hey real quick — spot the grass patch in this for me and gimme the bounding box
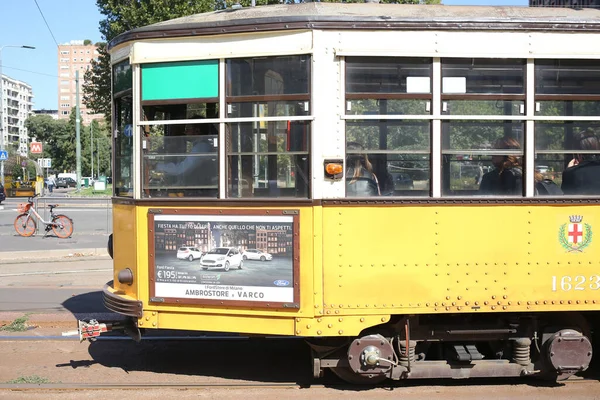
[71,184,112,197]
[0,314,31,332]
[7,375,51,384]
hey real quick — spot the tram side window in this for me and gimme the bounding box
[113,60,133,197]
[346,120,430,197]
[226,55,311,198]
[139,60,219,198]
[441,58,526,197]
[345,57,433,197]
[442,120,525,196]
[534,60,600,196]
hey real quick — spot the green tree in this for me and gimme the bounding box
[83,0,440,119]
[83,43,111,123]
[83,0,218,119]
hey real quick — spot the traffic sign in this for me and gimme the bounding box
[30,142,43,154]
[0,151,7,161]
[38,158,52,168]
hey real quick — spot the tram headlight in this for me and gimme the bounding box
[117,268,134,285]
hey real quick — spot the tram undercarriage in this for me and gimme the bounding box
[309,313,594,384]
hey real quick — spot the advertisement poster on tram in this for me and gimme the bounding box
[151,213,295,305]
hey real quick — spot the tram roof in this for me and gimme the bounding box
[109,2,600,50]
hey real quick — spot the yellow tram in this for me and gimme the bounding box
[88,3,600,383]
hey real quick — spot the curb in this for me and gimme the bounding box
[0,248,110,264]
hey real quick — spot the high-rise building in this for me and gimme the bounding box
[57,40,104,125]
[530,0,600,7]
[0,74,33,157]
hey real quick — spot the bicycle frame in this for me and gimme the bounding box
[24,204,57,228]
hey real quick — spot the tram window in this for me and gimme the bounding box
[226,55,312,199]
[441,120,524,196]
[142,102,219,121]
[141,103,219,198]
[442,59,525,95]
[345,120,430,197]
[346,57,432,94]
[345,57,432,116]
[442,100,524,116]
[227,101,309,118]
[114,95,133,198]
[113,59,133,198]
[535,122,600,195]
[536,60,600,116]
[227,122,310,198]
[113,60,131,95]
[227,55,310,97]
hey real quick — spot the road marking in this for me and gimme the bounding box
[0,268,112,277]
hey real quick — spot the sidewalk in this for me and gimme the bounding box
[0,247,110,263]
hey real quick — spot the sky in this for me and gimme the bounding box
[1,0,528,111]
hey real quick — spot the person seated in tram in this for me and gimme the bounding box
[479,136,522,195]
[561,128,600,195]
[345,141,381,197]
[155,116,217,187]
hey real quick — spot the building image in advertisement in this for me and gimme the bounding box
[155,222,214,253]
[255,228,293,256]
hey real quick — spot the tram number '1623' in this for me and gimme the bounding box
[551,275,600,292]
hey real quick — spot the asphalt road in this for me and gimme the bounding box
[0,194,112,254]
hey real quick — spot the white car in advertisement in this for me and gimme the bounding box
[242,249,273,261]
[177,246,203,261]
[200,247,243,271]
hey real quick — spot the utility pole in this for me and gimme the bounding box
[0,45,35,186]
[90,121,94,180]
[75,70,81,191]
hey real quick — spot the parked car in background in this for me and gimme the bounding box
[56,177,77,188]
[0,183,5,203]
[242,249,273,261]
[201,247,243,271]
[177,246,203,261]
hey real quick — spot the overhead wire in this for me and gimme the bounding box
[33,0,59,48]
[1,65,58,78]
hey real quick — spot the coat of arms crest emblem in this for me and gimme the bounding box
[559,215,593,253]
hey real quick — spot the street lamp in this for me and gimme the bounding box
[0,45,35,186]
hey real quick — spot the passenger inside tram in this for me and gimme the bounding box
[345,142,381,197]
[479,136,523,195]
[561,128,600,195]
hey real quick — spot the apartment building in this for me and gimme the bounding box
[57,40,104,125]
[530,0,600,7]
[0,75,33,157]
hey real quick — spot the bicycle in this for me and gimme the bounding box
[14,194,74,239]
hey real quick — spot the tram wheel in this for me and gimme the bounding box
[330,367,387,385]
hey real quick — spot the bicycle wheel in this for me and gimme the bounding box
[14,214,36,237]
[52,215,73,239]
